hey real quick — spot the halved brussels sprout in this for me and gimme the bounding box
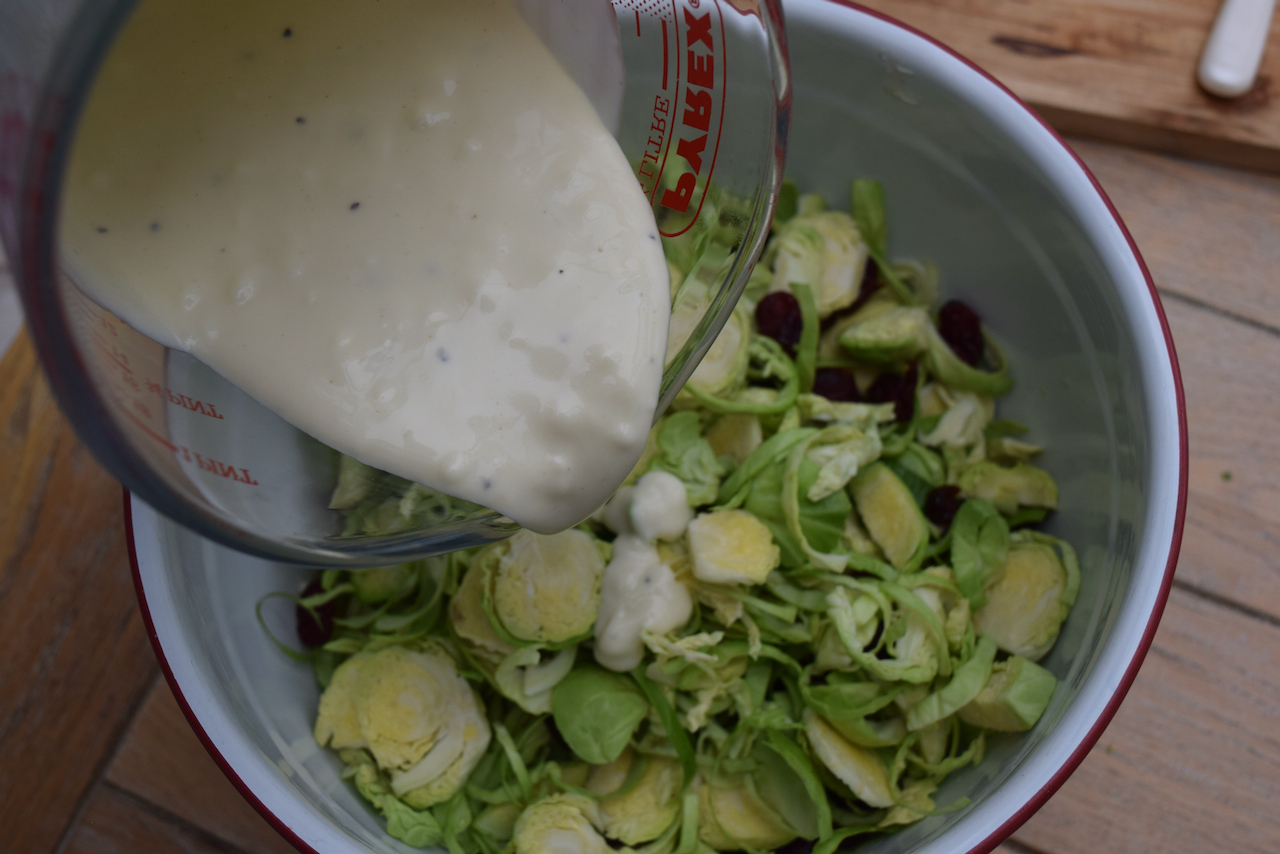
[313,645,490,806]
[797,191,827,216]
[594,536,693,672]
[842,511,884,558]
[665,278,712,374]
[678,303,752,402]
[950,499,1010,608]
[340,752,446,847]
[802,708,895,808]
[493,644,577,715]
[889,591,946,683]
[959,654,1057,731]
[916,382,950,419]
[768,211,870,317]
[825,587,939,684]
[698,778,798,851]
[512,795,609,854]
[818,295,898,361]
[587,749,683,845]
[838,306,1013,396]
[797,395,896,430]
[750,734,830,841]
[917,719,950,766]
[877,779,939,830]
[804,424,884,503]
[804,679,906,748]
[904,636,997,731]
[450,560,515,667]
[473,801,522,843]
[350,562,418,604]
[837,305,933,363]
[687,509,782,585]
[918,392,993,450]
[657,639,749,692]
[849,463,928,570]
[479,529,606,646]
[551,666,650,764]
[705,413,763,464]
[889,443,947,491]
[986,422,1044,464]
[958,461,1058,515]
[974,535,1079,660]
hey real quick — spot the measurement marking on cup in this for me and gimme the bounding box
[179,446,260,484]
[81,295,254,486]
[119,406,261,485]
[638,95,672,187]
[144,380,225,419]
[90,333,223,419]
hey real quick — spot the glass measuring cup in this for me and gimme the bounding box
[0,0,790,566]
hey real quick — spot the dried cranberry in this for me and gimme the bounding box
[755,290,803,354]
[296,579,336,648]
[867,362,918,422]
[923,485,964,528]
[850,263,884,313]
[775,839,817,854]
[938,300,984,366]
[812,367,861,402]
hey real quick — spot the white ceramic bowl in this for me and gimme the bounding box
[129,1,1187,852]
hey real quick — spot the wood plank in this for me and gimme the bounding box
[857,0,1280,172]
[62,784,240,854]
[1158,297,1280,618]
[0,332,158,852]
[0,327,60,575]
[1071,137,1280,333]
[106,681,298,854]
[1010,586,1280,854]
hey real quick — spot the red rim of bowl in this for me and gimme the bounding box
[125,2,1189,852]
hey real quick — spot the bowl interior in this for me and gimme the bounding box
[131,2,1183,853]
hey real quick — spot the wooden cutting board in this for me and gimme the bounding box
[854,0,1280,172]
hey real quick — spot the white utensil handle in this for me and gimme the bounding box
[1198,0,1278,97]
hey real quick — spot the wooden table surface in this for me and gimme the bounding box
[4,3,1280,853]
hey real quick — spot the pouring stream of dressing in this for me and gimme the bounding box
[60,0,670,534]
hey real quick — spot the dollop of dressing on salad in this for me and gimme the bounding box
[59,0,670,533]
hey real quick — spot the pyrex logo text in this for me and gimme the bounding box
[660,8,716,215]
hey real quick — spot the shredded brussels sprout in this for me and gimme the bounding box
[266,179,1081,853]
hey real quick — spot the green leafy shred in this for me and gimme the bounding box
[264,177,1081,853]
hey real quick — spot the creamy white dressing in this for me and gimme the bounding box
[60,0,670,533]
[593,535,692,672]
[628,470,694,542]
